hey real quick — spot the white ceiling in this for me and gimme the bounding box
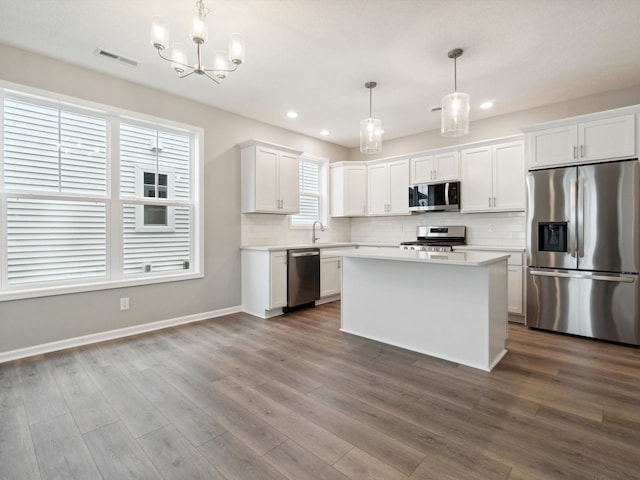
[1,0,639,148]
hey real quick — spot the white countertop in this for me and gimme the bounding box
[240,242,397,251]
[454,245,525,252]
[323,247,509,266]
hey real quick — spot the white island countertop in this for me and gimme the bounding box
[324,247,509,267]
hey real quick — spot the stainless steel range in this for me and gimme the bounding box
[400,225,466,252]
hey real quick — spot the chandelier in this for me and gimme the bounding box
[441,48,470,137]
[150,0,245,84]
[360,81,382,154]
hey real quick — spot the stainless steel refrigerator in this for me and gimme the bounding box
[526,159,640,345]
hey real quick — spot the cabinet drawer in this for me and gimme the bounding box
[507,252,523,266]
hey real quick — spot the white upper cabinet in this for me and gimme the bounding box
[368,159,410,216]
[241,140,302,214]
[330,162,367,217]
[411,151,459,184]
[525,112,636,169]
[461,140,524,213]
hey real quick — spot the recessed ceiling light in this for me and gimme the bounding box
[320,129,330,136]
[286,110,298,119]
[480,101,494,110]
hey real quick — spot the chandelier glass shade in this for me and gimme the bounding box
[360,82,382,154]
[441,48,470,137]
[150,0,244,84]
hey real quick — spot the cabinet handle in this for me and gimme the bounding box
[580,145,585,157]
[493,196,496,208]
[338,260,341,269]
[488,197,491,208]
[573,145,578,159]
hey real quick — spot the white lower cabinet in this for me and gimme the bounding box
[270,251,287,308]
[457,248,524,319]
[507,263,523,316]
[320,256,341,297]
[241,249,288,318]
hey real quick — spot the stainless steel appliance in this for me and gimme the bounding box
[526,159,640,345]
[400,225,466,251]
[408,181,460,212]
[286,248,320,310]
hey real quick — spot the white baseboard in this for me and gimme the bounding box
[0,305,243,364]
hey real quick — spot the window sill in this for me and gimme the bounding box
[0,271,204,303]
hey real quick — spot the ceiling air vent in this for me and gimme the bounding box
[94,47,139,68]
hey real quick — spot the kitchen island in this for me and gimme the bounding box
[324,248,510,371]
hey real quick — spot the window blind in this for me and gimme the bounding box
[291,158,321,226]
[4,98,107,195]
[7,199,106,285]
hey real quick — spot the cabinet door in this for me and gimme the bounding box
[528,125,577,168]
[388,160,409,215]
[278,152,300,213]
[367,163,389,215]
[493,141,525,211]
[460,146,493,212]
[433,151,459,181]
[269,251,287,309]
[345,164,367,216]
[255,147,280,212]
[410,155,434,184]
[579,114,635,162]
[507,265,523,314]
[320,257,341,297]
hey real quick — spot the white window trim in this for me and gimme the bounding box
[134,163,176,232]
[289,153,329,229]
[0,80,204,302]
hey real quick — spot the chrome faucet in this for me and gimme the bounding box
[312,220,324,244]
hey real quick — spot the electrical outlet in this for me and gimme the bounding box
[120,297,129,311]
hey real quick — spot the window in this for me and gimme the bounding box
[143,172,169,225]
[0,86,202,300]
[290,155,328,227]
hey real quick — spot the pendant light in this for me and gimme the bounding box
[441,48,470,137]
[360,81,382,154]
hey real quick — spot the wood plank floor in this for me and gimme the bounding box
[1,301,639,479]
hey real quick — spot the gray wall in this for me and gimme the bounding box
[0,43,348,354]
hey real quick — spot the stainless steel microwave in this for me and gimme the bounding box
[408,181,460,212]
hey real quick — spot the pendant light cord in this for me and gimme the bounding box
[369,85,373,118]
[453,56,457,92]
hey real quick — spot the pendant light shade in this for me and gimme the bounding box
[360,81,382,154]
[441,48,470,137]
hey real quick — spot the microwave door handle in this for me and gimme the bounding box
[577,176,584,258]
[444,182,450,205]
[569,179,577,257]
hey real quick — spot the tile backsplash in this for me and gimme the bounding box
[351,211,526,246]
[241,213,351,246]
[242,210,525,247]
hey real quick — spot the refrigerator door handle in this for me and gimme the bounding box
[529,270,634,283]
[569,180,577,257]
[577,176,585,258]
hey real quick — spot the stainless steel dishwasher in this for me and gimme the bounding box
[286,248,320,310]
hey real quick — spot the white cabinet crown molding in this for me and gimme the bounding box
[238,138,304,156]
[520,104,640,133]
